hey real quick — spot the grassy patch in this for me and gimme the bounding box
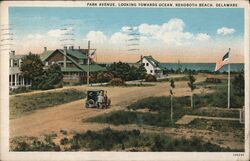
[187,119,244,133]
[95,83,155,87]
[9,87,32,95]
[86,96,192,127]
[87,94,240,127]
[191,108,239,118]
[10,89,86,119]
[86,111,177,127]
[10,128,239,152]
[158,76,189,82]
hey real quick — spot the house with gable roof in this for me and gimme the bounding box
[40,46,106,83]
[137,56,166,78]
[9,50,32,90]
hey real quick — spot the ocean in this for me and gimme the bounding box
[162,63,244,72]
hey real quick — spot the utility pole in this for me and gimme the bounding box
[87,40,90,86]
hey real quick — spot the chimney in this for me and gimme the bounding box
[11,50,15,55]
[69,46,74,50]
[44,47,47,52]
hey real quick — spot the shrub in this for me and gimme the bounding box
[89,74,97,84]
[97,72,114,83]
[60,129,68,135]
[10,87,31,95]
[60,137,69,145]
[145,74,157,82]
[109,78,125,86]
[205,78,221,83]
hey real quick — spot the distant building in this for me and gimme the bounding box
[40,46,106,82]
[9,51,31,90]
[137,56,166,77]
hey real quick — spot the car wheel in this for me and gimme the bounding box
[87,99,95,108]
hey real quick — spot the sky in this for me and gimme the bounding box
[9,7,244,63]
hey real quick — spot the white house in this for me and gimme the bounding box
[137,56,166,78]
[9,51,31,90]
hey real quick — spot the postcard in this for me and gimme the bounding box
[0,0,249,161]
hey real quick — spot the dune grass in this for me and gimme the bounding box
[11,128,240,152]
[10,89,86,119]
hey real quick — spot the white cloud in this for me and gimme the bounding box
[47,27,73,38]
[162,18,185,32]
[27,33,43,39]
[217,27,235,35]
[138,24,160,36]
[110,32,129,44]
[86,31,107,43]
[137,18,194,46]
[195,33,210,41]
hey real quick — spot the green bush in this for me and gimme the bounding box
[12,137,61,151]
[97,72,114,83]
[109,78,125,86]
[145,74,157,82]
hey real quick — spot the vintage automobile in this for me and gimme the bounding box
[85,89,111,108]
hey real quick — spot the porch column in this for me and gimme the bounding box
[10,74,12,87]
[14,74,17,87]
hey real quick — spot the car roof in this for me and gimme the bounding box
[87,89,104,92]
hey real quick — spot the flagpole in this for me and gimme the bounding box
[228,48,231,109]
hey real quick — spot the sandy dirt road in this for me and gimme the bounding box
[10,77,208,138]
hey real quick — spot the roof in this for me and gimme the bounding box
[9,67,21,74]
[61,64,106,72]
[40,49,88,62]
[40,48,106,73]
[40,50,54,61]
[80,64,107,72]
[137,56,166,71]
[58,49,88,60]
[144,56,160,67]
[9,53,26,59]
[61,67,83,72]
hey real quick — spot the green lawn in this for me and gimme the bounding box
[10,89,86,119]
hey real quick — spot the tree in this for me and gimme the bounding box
[232,71,244,96]
[107,62,147,81]
[20,52,44,88]
[107,62,130,80]
[37,64,63,90]
[169,79,175,121]
[136,65,147,84]
[187,73,196,108]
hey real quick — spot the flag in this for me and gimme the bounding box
[214,51,230,71]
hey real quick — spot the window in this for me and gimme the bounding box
[13,60,18,67]
[146,63,149,66]
[150,70,153,73]
[142,63,145,66]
